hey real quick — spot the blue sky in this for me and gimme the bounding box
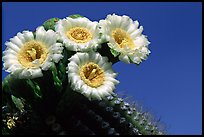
[2,2,202,135]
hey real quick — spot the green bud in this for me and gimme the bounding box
[69,14,84,19]
[43,18,60,31]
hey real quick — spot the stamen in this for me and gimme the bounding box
[112,28,134,49]
[18,40,48,68]
[80,62,104,87]
[88,69,97,80]
[67,27,92,43]
[26,48,37,60]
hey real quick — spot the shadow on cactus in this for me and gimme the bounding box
[2,14,166,135]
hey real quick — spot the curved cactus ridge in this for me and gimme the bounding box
[2,15,166,135]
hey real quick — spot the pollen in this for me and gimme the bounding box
[17,40,48,68]
[80,62,104,87]
[112,28,135,49]
[67,27,93,43]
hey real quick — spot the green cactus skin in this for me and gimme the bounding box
[2,84,164,135]
[2,49,165,135]
[98,42,120,64]
[55,88,164,135]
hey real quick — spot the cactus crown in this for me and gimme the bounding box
[2,14,166,135]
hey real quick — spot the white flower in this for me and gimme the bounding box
[55,16,101,52]
[67,52,119,100]
[98,14,151,64]
[2,26,64,79]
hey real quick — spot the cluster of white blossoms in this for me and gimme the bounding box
[2,14,150,100]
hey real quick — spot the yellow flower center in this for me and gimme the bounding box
[80,62,104,88]
[17,40,48,68]
[66,27,93,43]
[112,28,135,49]
[6,116,18,129]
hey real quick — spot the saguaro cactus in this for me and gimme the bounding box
[2,48,165,135]
[2,14,166,135]
[2,70,165,135]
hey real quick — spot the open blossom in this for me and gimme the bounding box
[67,52,119,100]
[2,26,63,79]
[55,16,101,52]
[98,14,150,64]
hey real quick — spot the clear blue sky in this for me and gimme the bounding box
[2,2,202,135]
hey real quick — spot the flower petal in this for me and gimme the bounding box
[22,31,34,41]
[36,26,46,42]
[119,54,130,64]
[10,36,24,48]
[28,68,43,79]
[5,42,20,52]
